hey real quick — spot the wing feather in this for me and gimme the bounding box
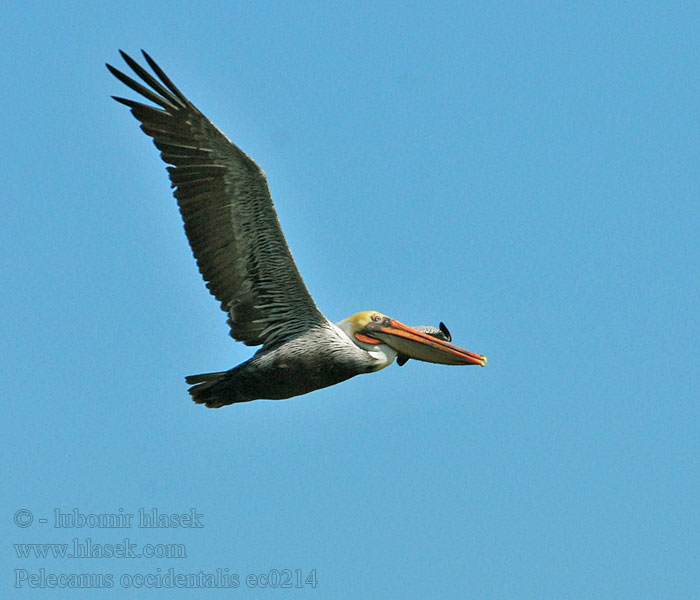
[108,50,327,347]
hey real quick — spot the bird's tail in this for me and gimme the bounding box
[185,370,252,408]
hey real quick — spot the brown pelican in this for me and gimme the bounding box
[107,50,487,408]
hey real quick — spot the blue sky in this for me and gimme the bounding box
[2,1,699,598]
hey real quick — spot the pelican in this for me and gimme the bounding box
[107,50,486,408]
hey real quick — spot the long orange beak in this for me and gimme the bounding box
[368,319,487,366]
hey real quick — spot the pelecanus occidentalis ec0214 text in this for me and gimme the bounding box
[107,50,487,408]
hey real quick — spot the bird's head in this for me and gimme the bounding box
[338,310,487,368]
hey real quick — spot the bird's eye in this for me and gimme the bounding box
[372,314,382,322]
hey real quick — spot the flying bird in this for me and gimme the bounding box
[107,50,486,408]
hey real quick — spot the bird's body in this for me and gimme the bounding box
[108,51,486,408]
[186,322,386,407]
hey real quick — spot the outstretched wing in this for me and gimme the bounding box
[107,50,327,347]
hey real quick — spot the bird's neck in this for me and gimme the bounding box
[332,321,397,371]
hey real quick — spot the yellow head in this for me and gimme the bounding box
[336,310,487,367]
